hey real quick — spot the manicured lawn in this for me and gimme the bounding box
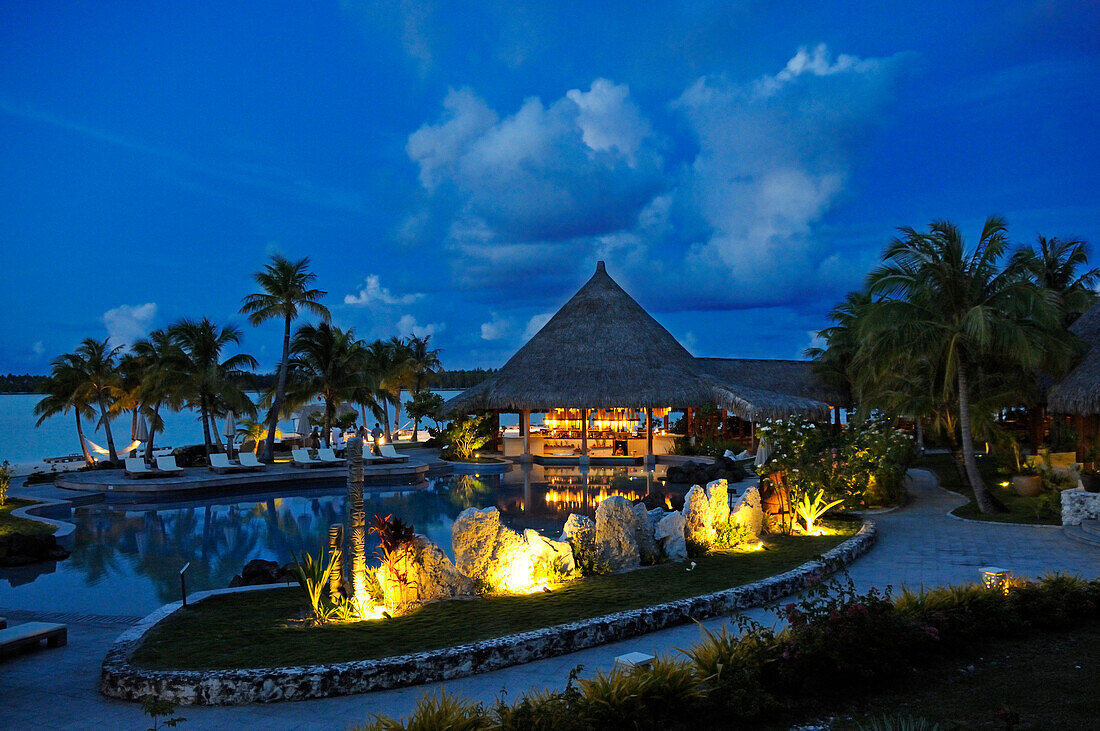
[916,453,1061,525]
[0,498,55,537]
[809,621,1100,730]
[131,525,855,670]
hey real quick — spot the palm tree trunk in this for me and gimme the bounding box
[393,390,402,433]
[262,314,293,463]
[75,411,94,466]
[129,410,139,458]
[145,405,162,462]
[210,413,225,453]
[200,397,214,457]
[99,397,118,462]
[957,364,1002,513]
[381,399,392,441]
[323,399,333,448]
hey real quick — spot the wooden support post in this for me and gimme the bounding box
[580,407,589,464]
[645,407,654,467]
[521,409,530,462]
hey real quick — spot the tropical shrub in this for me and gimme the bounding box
[0,460,11,506]
[290,546,343,624]
[713,519,753,548]
[442,413,494,461]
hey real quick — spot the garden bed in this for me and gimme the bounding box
[917,454,1062,524]
[101,522,872,704]
[0,498,55,537]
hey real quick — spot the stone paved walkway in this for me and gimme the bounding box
[2,469,1097,729]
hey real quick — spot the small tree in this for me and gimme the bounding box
[444,414,492,460]
[405,391,445,436]
[0,460,11,506]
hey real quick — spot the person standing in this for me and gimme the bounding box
[370,422,383,452]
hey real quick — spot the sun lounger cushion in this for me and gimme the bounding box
[237,453,268,470]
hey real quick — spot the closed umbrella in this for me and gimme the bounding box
[754,437,772,468]
[223,410,236,459]
[135,415,150,442]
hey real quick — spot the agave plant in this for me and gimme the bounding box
[291,546,343,623]
[795,489,845,534]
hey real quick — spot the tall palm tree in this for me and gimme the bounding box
[405,335,442,440]
[282,322,367,446]
[129,329,187,462]
[363,340,398,440]
[240,255,330,462]
[806,289,868,418]
[169,318,258,458]
[860,217,1062,513]
[34,358,97,465]
[43,339,125,462]
[387,336,413,434]
[1013,235,1099,327]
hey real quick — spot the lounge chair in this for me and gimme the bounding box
[377,444,409,463]
[124,457,157,479]
[291,448,325,468]
[317,448,346,466]
[208,453,252,474]
[237,452,268,471]
[155,455,185,476]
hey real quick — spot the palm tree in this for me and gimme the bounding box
[169,318,258,458]
[128,329,187,462]
[807,290,868,424]
[1013,235,1099,326]
[860,217,1062,513]
[387,336,413,434]
[41,339,125,462]
[405,335,442,440]
[240,255,330,462]
[236,418,268,455]
[363,340,399,440]
[34,358,97,465]
[282,323,367,446]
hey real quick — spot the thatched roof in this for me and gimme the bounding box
[445,262,833,420]
[1047,301,1100,415]
[696,358,850,408]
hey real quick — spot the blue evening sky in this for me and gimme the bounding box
[2,1,1098,373]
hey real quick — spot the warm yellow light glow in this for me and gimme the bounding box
[999,481,1010,487]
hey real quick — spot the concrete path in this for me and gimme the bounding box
[2,469,1097,729]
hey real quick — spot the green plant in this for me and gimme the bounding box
[290,546,343,623]
[0,460,11,506]
[443,413,494,460]
[795,489,845,534]
[858,714,941,731]
[532,555,575,586]
[571,543,612,577]
[686,537,711,558]
[356,689,492,730]
[575,656,704,729]
[141,695,186,730]
[714,518,752,548]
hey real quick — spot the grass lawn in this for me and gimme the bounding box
[131,524,856,670]
[0,498,55,537]
[804,621,1100,730]
[916,453,1061,525]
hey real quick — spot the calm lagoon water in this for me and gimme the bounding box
[0,390,486,465]
[1,465,665,616]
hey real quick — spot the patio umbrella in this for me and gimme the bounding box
[754,437,772,468]
[223,410,236,458]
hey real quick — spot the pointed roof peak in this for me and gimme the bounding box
[595,260,606,273]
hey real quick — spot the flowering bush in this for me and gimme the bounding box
[755,412,916,509]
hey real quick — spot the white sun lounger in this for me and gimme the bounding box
[377,444,409,463]
[317,448,346,466]
[291,448,325,468]
[237,452,268,471]
[155,455,185,476]
[124,457,157,478]
[208,453,252,474]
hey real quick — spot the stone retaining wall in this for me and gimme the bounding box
[100,521,876,705]
[1062,488,1100,526]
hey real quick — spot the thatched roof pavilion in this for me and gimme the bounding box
[1048,301,1100,415]
[697,358,849,413]
[446,262,831,421]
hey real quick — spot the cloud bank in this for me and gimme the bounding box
[103,302,157,349]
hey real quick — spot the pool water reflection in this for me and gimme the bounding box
[1,465,670,616]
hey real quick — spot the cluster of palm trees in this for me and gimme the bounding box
[35,255,442,466]
[810,217,1098,513]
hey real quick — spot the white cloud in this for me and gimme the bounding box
[396,314,443,339]
[103,302,157,349]
[522,313,552,341]
[479,312,512,341]
[407,80,663,247]
[344,275,424,306]
[32,341,44,356]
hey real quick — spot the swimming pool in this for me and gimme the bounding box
[1,465,668,616]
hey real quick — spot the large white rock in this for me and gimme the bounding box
[559,513,595,546]
[377,534,475,606]
[632,502,659,563]
[523,528,577,579]
[683,485,714,547]
[595,495,640,571]
[706,479,730,528]
[655,511,687,560]
[452,506,529,591]
[730,485,764,538]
